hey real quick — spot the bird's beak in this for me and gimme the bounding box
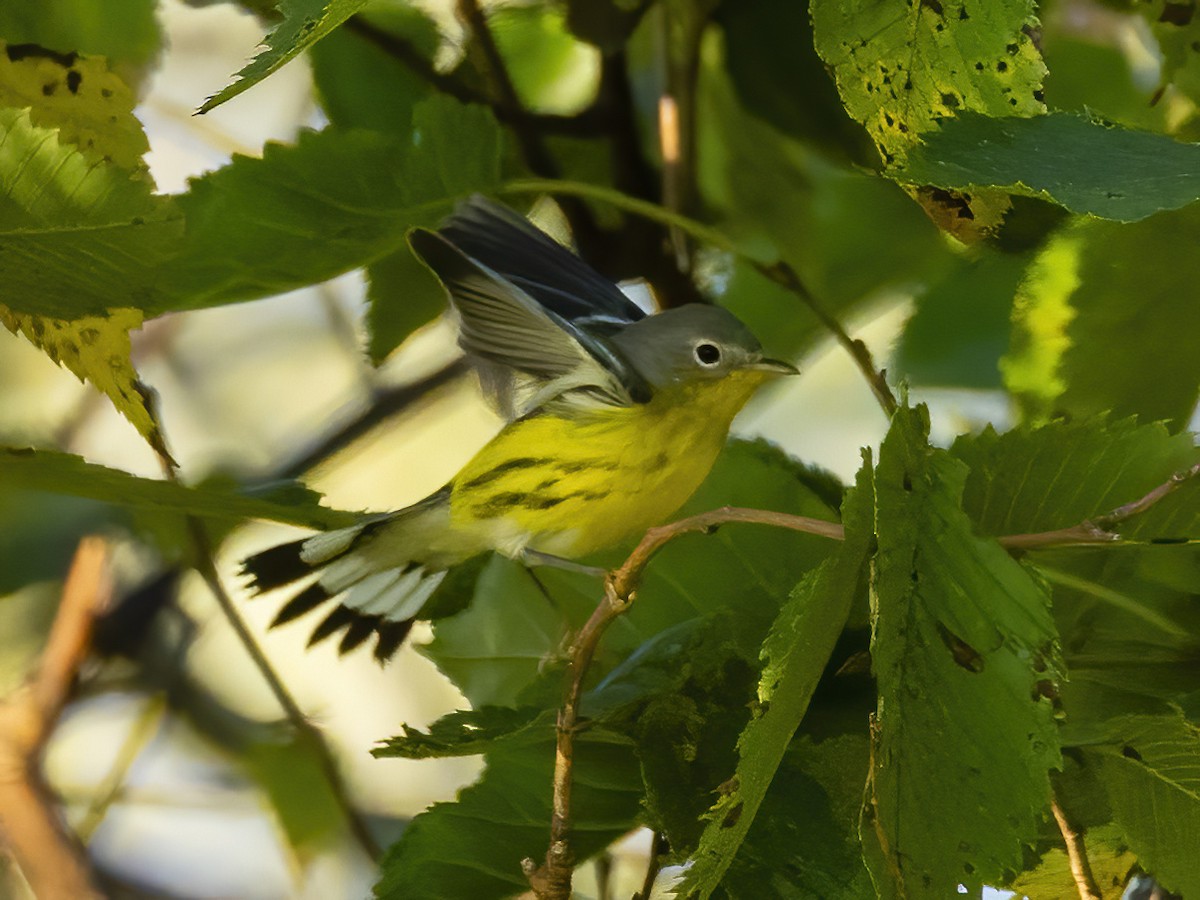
[748,357,799,376]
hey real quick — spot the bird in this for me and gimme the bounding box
[242,196,797,661]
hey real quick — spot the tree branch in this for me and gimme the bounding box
[521,455,1200,896]
[271,358,470,481]
[1051,794,1103,900]
[455,0,561,180]
[183,516,383,862]
[523,507,844,898]
[343,15,610,137]
[997,460,1200,551]
[0,536,111,900]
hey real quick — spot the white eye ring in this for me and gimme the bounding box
[694,342,722,367]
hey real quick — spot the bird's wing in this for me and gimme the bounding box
[409,228,651,415]
[436,195,647,328]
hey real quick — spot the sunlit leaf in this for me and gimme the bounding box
[1003,208,1200,428]
[198,0,369,113]
[1088,710,1200,897]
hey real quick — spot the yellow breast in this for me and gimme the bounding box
[448,369,774,558]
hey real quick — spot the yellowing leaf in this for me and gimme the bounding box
[0,307,170,459]
[812,0,1047,239]
[0,58,173,456]
[0,41,150,171]
[1001,228,1083,415]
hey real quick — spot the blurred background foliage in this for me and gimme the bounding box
[2,0,1200,897]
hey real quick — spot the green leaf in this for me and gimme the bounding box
[1005,822,1135,899]
[898,112,1200,222]
[245,730,342,852]
[1088,710,1200,897]
[0,101,178,454]
[163,98,503,315]
[365,245,446,363]
[0,39,152,170]
[678,459,873,898]
[374,726,642,900]
[0,447,356,530]
[721,734,875,900]
[810,0,1046,166]
[1040,27,1173,135]
[864,406,1061,895]
[198,0,369,114]
[374,707,546,760]
[490,4,597,114]
[420,557,580,709]
[310,10,437,136]
[950,417,1200,539]
[0,106,180,320]
[1002,208,1200,428]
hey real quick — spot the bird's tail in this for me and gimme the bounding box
[241,490,455,662]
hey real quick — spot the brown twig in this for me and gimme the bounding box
[523,507,845,898]
[455,0,560,179]
[521,457,1200,896]
[271,358,470,481]
[183,516,383,862]
[756,258,898,417]
[997,460,1200,551]
[0,537,111,900]
[1051,794,1103,900]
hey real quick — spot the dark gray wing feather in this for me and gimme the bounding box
[409,228,650,410]
[437,196,647,327]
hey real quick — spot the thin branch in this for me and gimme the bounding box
[0,536,111,900]
[499,178,898,415]
[524,507,844,898]
[997,460,1200,551]
[633,831,669,900]
[1051,795,1103,900]
[455,0,562,180]
[343,15,609,137]
[522,455,1200,896]
[757,259,898,417]
[75,695,167,844]
[271,358,470,481]
[182,516,383,862]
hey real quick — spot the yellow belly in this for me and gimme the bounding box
[447,371,771,558]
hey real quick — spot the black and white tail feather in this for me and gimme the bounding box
[242,495,452,663]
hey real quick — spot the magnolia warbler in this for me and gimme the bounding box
[243,197,797,660]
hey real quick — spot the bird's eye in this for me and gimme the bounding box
[694,342,722,366]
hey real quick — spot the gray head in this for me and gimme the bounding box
[608,304,796,390]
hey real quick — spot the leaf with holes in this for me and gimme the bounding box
[1086,710,1200,897]
[864,406,1061,894]
[677,459,872,898]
